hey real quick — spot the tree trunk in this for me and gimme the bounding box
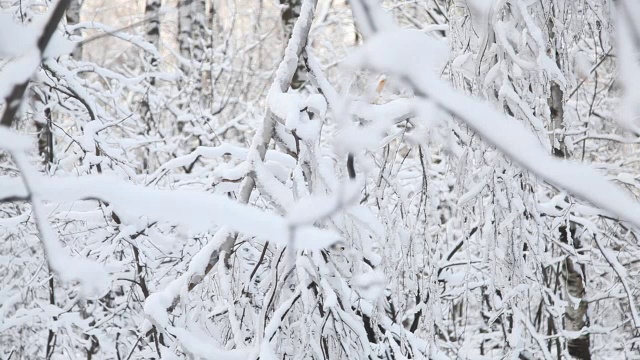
[145,0,161,70]
[178,0,194,70]
[192,0,206,101]
[178,0,208,102]
[548,3,590,355]
[140,0,161,170]
[560,226,591,360]
[280,0,305,89]
[66,0,82,59]
[547,2,566,158]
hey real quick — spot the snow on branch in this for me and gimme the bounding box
[140,1,322,355]
[0,130,109,298]
[346,23,640,230]
[0,173,340,249]
[0,0,72,127]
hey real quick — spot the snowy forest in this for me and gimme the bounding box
[2,0,640,358]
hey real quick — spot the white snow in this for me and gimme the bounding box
[348,29,640,230]
[0,174,341,249]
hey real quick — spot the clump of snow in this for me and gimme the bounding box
[354,270,386,301]
[305,93,327,117]
[347,29,449,76]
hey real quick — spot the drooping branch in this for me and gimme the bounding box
[348,0,640,231]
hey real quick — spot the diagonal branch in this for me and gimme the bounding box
[1,0,71,127]
[348,0,640,231]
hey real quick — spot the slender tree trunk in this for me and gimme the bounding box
[560,226,591,360]
[280,0,305,89]
[178,0,194,72]
[280,0,300,38]
[192,0,206,64]
[192,0,206,103]
[547,4,566,158]
[548,3,590,358]
[140,0,161,170]
[145,0,161,71]
[66,0,83,59]
[549,80,566,157]
[45,274,56,359]
[31,0,84,168]
[31,92,53,169]
[205,0,219,106]
[178,0,206,99]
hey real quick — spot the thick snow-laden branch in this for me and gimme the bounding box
[266,0,319,133]
[271,0,317,93]
[0,0,71,127]
[346,28,640,230]
[238,0,317,206]
[0,129,109,298]
[0,174,340,249]
[145,143,296,185]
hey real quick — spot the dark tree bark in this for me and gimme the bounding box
[145,0,161,69]
[560,226,591,360]
[1,0,71,128]
[66,0,83,59]
[548,3,590,358]
[280,0,306,89]
[178,0,194,69]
